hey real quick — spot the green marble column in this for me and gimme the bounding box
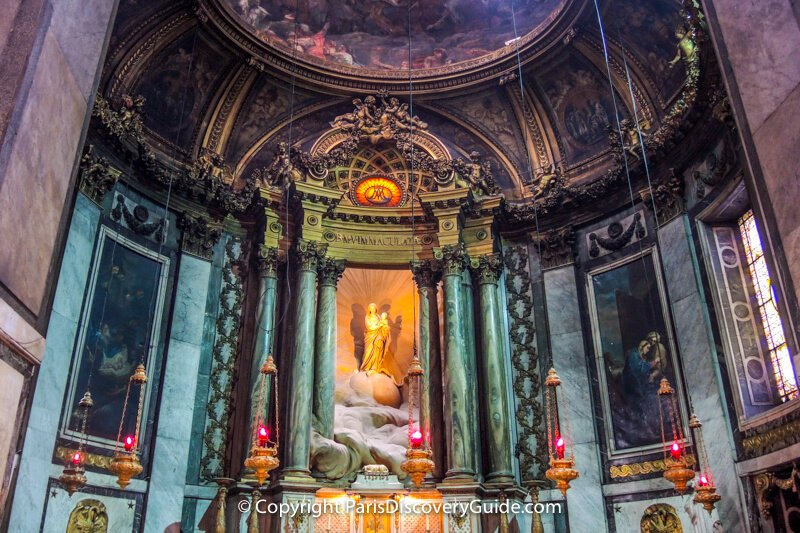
[460,268,482,476]
[411,260,444,480]
[284,240,326,478]
[248,247,280,445]
[438,245,478,481]
[471,254,514,483]
[313,258,345,440]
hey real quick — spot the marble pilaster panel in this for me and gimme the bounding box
[7,194,101,533]
[658,215,746,530]
[144,254,212,533]
[542,266,607,533]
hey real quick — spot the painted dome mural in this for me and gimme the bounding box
[227,0,568,73]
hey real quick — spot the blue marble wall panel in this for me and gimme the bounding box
[8,194,101,532]
[543,266,607,532]
[144,254,213,533]
[657,216,746,530]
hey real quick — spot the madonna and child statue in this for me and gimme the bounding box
[350,303,404,407]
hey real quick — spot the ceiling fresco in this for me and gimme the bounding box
[610,0,686,104]
[433,87,528,172]
[100,0,699,202]
[226,74,319,163]
[227,0,567,72]
[537,50,629,166]
[135,29,234,150]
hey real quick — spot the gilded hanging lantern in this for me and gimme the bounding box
[108,364,147,489]
[59,390,94,495]
[689,414,721,513]
[244,355,280,485]
[543,368,579,496]
[401,348,434,487]
[657,378,694,494]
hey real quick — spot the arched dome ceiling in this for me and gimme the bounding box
[225,0,569,74]
[100,0,710,207]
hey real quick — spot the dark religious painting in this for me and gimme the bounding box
[136,30,233,148]
[606,0,686,103]
[227,0,566,71]
[434,88,527,169]
[63,228,169,449]
[537,52,627,165]
[588,252,682,453]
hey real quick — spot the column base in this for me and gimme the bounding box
[278,468,316,483]
[443,469,478,484]
[484,473,515,486]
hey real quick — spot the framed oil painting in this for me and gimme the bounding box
[61,226,170,450]
[587,249,686,456]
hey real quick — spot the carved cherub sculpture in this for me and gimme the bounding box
[263,142,303,189]
[533,161,561,199]
[669,25,697,67]
[455,151,494,196]
[621,119,647,161]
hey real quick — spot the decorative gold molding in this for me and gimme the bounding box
[743,419,800,456]
[56,447,113,471]
[609,455,696,479]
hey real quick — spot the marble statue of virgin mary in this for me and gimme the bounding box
[359,303,403,386]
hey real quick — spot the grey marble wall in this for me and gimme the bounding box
[543,266,607,532]
[658,216,747,530]
[0,3,117,520]
[0,0,117,319]
[7,194,101,532]
[144,254,213,532]
[703,0,800,324]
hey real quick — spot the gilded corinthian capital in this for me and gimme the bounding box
[256,245,283,278]
[469,253,503,285]
[317,258,346,286]
[411,260,441,289]
[293,239,328,272]
[434,244,467,276]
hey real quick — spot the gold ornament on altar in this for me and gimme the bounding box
[107,364,147,489]
[689,414,722,513]
[657,378,694,494]
[244,355,280,485]
[544,368,579,496]
[401,345,435,487]
[59,391,94,495]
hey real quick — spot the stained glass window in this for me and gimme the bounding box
[738,210,798,402]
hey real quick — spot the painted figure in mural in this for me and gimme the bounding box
[622,331,668,425]
[360,303,392,378]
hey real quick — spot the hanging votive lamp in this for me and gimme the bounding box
[244,355,280,486]
[401,349,434,487]
[657,378,694,493]
[59,391,93,495]
[689,414,721,513]
[544,368,579,496]
[108,364,147,489]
